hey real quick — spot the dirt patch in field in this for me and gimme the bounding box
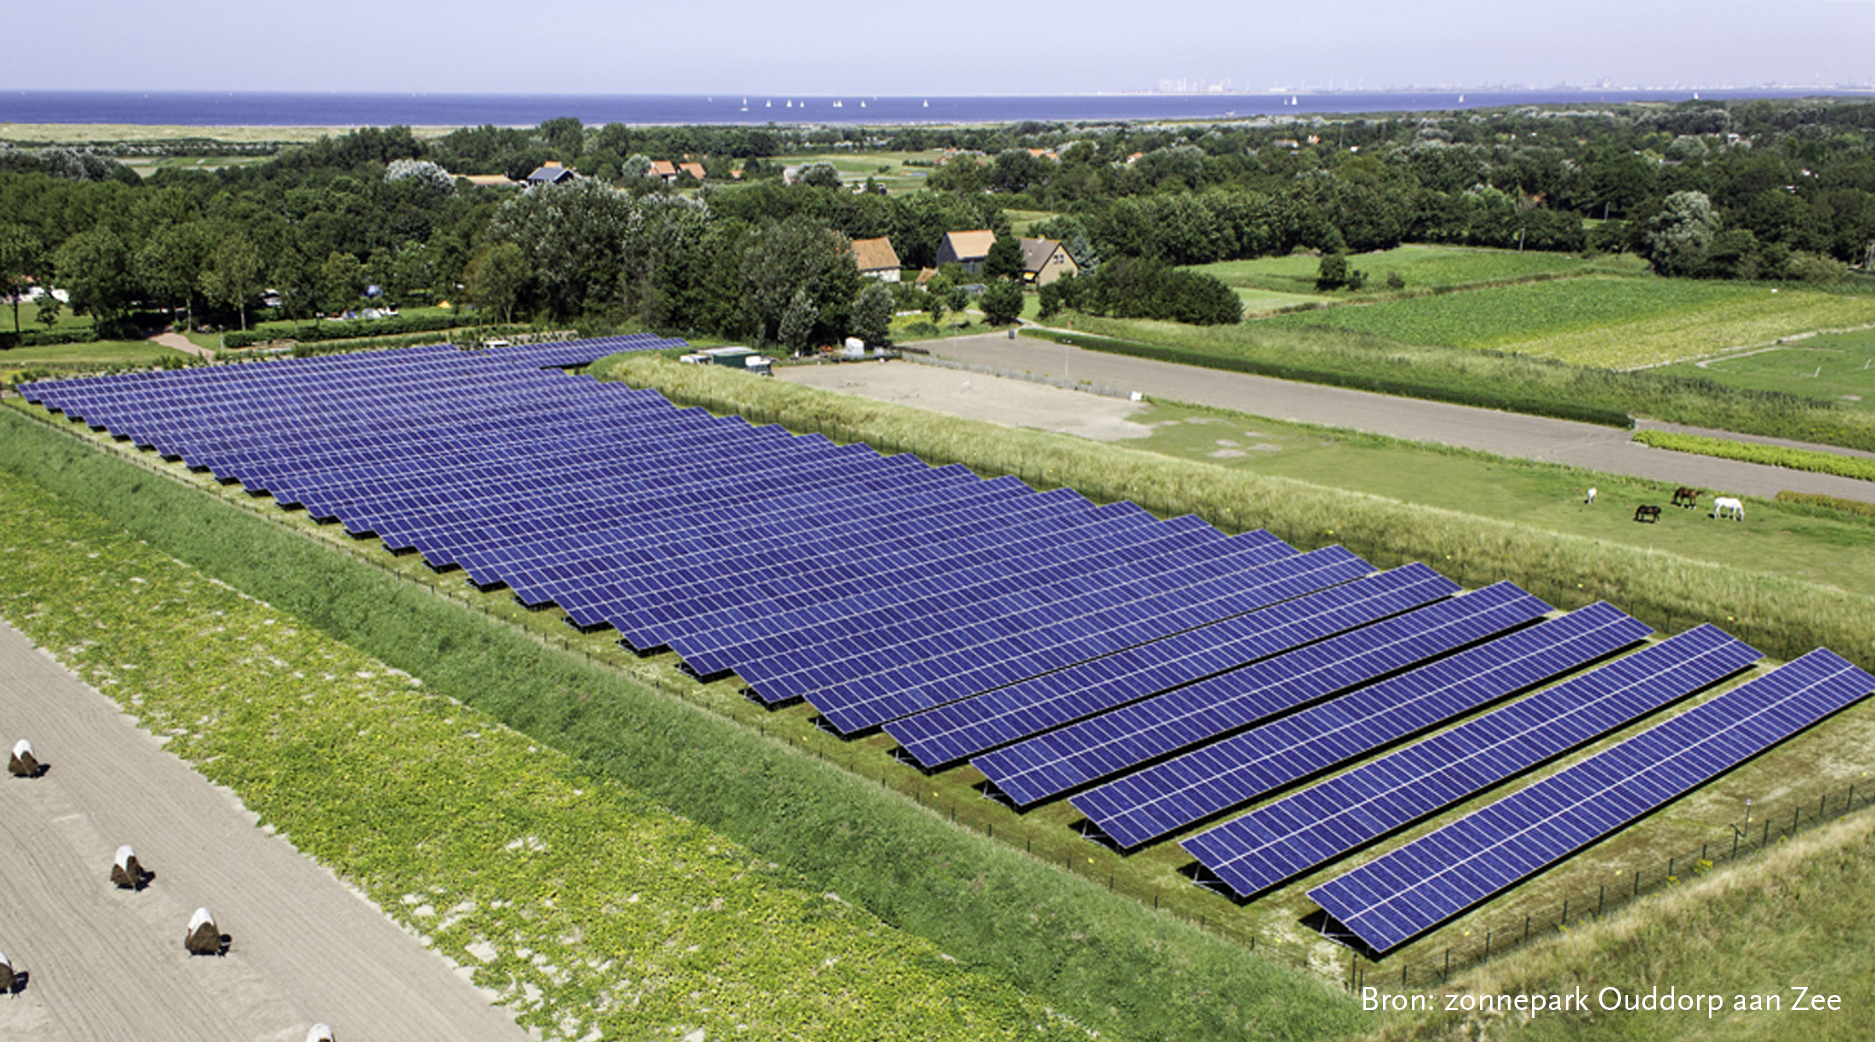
[779,359,1153,442]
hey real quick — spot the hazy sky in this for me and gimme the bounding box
[9,0,1873,95]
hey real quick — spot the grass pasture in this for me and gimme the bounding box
[1654,331,1875,413]
[1252,277,1875,368]
[1128,402,1875,599]
[1191,245,1637,298]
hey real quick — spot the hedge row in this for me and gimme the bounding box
[0,403,1363,1042]
[223,312,487,349]
[604,354,1875,669]
[1634,429,1875,484]
[1027,329,1636,429]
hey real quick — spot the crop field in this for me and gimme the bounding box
[1190,245,1637,297]
[1250,277,1875,368]
[1653,331,1875,413]
[0,466,1113,1042]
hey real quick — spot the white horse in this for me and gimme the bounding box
[1585,487,1598,505]
[1713,496,1745,521]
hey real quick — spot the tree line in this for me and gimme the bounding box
[5,99,1872,348]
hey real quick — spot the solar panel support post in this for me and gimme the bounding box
[1442,949,1450,983]
[1484,930,1491,958]
[1633,870,1640,898]
[1523,915,1530,944]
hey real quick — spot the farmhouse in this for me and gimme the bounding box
[525,161,576,186]
[935,229,997,274]
[1018,237,1077,286]
[649,160,680,183]
[851,237,902,281]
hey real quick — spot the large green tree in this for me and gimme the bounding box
[848,280,894,345]
[737,215,859,346]
[463,242,529,325]
[54,227,133,333]
[200,233,262,332]
[0,225,42,337]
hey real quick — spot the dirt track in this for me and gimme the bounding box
[0,619,529,1042]
[917,333,1875,503]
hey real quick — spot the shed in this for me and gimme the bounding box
[525,161,576,186]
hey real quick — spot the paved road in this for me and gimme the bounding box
[0,619,529,1042]
[922,333,1875,504]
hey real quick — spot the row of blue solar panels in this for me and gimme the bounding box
[498,465,1032,613]
[1308,646,1872,955]
[558,489,1128,638]
[596,490,1160,649]
[883,547,1392,769]
[727,517,1249,718]
[535,474,1069,626]
[1182,624,1760,900]
[666,506,1219,676]
[796,533,1305,735]
[1071,602,1653,851]
[973,582,1552,808]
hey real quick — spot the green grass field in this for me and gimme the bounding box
[1252,277,1875,371]
[1191,245,1641,297]
[1,339,188,370]
[1128,401,1875,599]
[1653,331,1875,413]
[1251,277,1875,368]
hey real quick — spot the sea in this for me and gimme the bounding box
[0,88,1863,128]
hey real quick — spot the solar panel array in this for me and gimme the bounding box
[1072,602,1652,850]
[973,582,1553,808]
[1309,647,1874,954]
[29,340,1872,950]
[22,337,1345,743]
[1182,624,1761,900]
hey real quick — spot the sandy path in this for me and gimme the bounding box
[147,332,213,361]
[918,333,1875,503]
[0,619,530,1042]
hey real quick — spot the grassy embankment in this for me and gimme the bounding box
[1033,314,1875,452]
[0,400,1365,1042]
[0,467,1104,1042]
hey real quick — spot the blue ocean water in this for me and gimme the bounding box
[0,88,1858,127]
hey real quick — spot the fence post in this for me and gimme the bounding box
[1633,870,1640,897]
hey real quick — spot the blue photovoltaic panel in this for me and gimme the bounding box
[885,554,1435,769]
[972,582,1550,807]
[795,533,1302,735]
[1308,646,1871,955]
[1072,602,1651,850]
[1183,624,1759,900]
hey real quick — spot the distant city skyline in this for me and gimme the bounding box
[5,0,1871,98]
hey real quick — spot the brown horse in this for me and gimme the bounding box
[1671,487,1702,509]
[1634,505,1662,524]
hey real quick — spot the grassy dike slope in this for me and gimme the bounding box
[0,405,1364,1041]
